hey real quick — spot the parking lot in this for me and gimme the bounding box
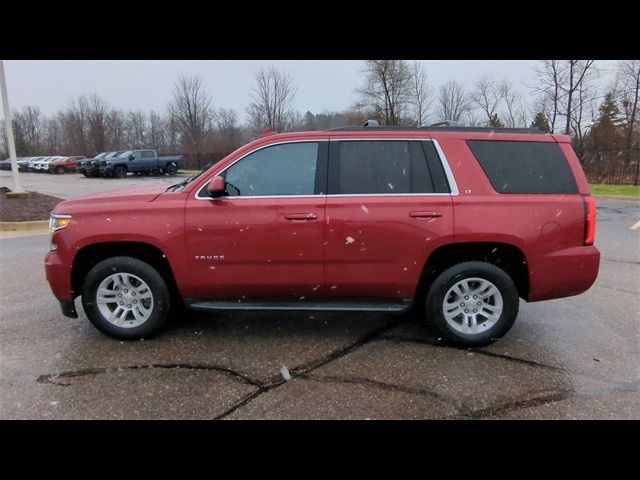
[0,171,638,419]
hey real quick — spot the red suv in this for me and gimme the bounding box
[45,125,600,346]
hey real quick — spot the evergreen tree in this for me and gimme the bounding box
[489,113,503,128]
[589,92,623,150]
[530,111,551,133]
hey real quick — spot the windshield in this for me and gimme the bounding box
[117,150,133,158]
[94,152,107,159]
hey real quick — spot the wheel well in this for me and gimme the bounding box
[417,242,529,301]
[72,242,179,301]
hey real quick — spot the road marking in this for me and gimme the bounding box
[631,220,640,230]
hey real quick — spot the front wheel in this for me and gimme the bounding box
[114,166,127,178]
[56,166,65,174]
[81,257,172,340]
[424,261,519,347]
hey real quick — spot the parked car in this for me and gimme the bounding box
[45,124,600,345]
[48,155,86,174]
[27,156,45,171]
[77,151,123,177]
[0,158,14,170]
[97,149,184,178]
[33,156,63,172]
[17,157,34,171]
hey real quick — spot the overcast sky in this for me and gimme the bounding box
[2,60,618,122]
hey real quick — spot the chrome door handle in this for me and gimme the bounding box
[409,211,443,218]
[285,213,318,221]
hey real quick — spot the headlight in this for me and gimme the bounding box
[49,214,72,233]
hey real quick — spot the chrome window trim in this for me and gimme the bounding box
[195,137,459,200]
[195,139,327,200]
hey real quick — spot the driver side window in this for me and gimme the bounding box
[223,142,320,197]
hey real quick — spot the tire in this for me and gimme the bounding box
[56,166,65,174]
[81,256,172,340]
[424,261,519,347]
[114,166,127,178]
[165,163,177,176]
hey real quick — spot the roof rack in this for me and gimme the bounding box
[327,125,544,134]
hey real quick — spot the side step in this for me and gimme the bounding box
[185,299,412,313]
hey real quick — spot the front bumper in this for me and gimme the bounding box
[45,249,73,302]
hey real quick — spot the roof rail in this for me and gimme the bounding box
[327,125,544,134]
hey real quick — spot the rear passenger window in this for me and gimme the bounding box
[468,140,578,194]
[332,141,437,194]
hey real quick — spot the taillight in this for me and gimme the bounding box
[584,195,596,245]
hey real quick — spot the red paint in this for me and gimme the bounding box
[48,156,85,173]
[45,129,600,306]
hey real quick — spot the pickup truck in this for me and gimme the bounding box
[97,149,184,178]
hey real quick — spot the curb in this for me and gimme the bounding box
[0,220,49,232]
[593,195,640,202]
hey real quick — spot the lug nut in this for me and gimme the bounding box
[473,309,477,313]
[460,302,465,306]
[473,295,477,299]
[464,296,469,300]
[134,299,137,303]
[127,304,132,308]
[478,302,482,306]
[131,292,136,296]
[124,289,128,293]
[464,309,469,313]
[118,294,122,297]
[119,301,123,305]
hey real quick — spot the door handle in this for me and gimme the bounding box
[409,211,443,219]
[285,213,318,221]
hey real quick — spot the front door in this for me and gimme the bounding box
[184,140,328,300]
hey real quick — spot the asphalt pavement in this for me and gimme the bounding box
[0,171,638,419]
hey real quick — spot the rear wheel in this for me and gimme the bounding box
[81,257,172,340]
[114,166,127,178]
[165,163,177,176]
[424,261,519,347]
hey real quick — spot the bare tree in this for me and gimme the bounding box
[168,75,213,166]
[61,96,90,154]
[148,111,167,152]
[470,77,506,125]
[531,60,565,133]
[106,109,127,152]
[436,81,471,123]
[411,62,432,126]
[127,110,147,148]
[562,60,597,135]
[213,108,240,149]
[356,60,414,125]
[616,60,640,151]
[12,106,43,154]
[86,95,110,153]
[246,67,297,132]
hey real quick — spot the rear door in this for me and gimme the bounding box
[324,138,455,302]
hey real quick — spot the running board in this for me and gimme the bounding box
[185,299,412,313]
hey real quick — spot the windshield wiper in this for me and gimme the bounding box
[166,170,203,192]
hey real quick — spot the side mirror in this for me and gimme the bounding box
[129,155,135,161]
[207,175,226,198]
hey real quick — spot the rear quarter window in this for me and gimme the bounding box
[467,140,578,194]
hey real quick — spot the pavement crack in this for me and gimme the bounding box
[214,317,406,419]
[37,363,263,388]
[302,373,450,403]
[452,390,574,419]
[380,334,568,374]
[603,257,640,265]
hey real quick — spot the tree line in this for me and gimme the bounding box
[2,60,639,182]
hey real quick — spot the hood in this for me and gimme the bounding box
[55,184,168,213]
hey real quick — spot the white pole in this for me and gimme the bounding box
[0,60,25,193]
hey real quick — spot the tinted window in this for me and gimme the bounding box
[422,141,450,194]
[468,140,578,194]
[333,141,434,194]
[141,151,155,158]
[224,142,319,196]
